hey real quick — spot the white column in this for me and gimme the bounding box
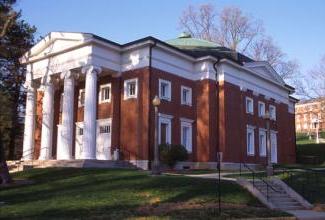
[39,76,54,160]
[22,84,36,160]
[57,71,75,160]
[81,65,101,159]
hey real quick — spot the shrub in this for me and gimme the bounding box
[296,132,309,141]
[320,131,325,139]
[159,144,188,168]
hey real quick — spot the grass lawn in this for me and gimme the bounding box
[0,168,289,219]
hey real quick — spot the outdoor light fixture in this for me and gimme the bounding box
[152,95,161,175]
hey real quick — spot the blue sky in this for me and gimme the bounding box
[16,0,325,73]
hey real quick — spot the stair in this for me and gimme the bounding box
[251,179,307,210]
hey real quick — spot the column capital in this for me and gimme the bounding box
[60,70,74,80]
[81,65,102,75]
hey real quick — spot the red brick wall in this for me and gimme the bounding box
[119,68,150,160]
[196,79,218,162]
[34,90,43,159]
[149,68,197,161]
[218,81,296,164]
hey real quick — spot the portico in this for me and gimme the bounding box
[20,32,120,161]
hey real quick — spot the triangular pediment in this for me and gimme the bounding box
[244,61,285,85]
[21,32,93,63]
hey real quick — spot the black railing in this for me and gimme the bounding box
[277,167,324,202]
[240,162,282,200]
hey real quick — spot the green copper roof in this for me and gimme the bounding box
[165,32,218,49]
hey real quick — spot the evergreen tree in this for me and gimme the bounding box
[0,0,36,183]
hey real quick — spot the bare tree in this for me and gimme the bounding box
[249,36,300,80]
[179,4,299,82]
[179,4,263,53]
[216,6,263,53]
[309,55,325,98]
[179,4,217,41]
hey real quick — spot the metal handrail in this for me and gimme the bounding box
[240,162,282,200]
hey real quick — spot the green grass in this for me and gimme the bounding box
[296,139,316,145]
[0,168,289,219]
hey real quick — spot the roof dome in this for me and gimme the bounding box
[165,32,218,49]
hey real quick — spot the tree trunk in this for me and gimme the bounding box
[0,130,12,184]
[0,161,12,184]
[8,85,20,160]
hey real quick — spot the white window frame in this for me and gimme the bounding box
[78,89,85,107]
[246,97,254,114]
[258,101,265,117]
[159,79,171,101]
[99,83,111,104]
[246,125,255,156]
[258,128,267,157]
[181,86,192,106]
[158,113,173,145]
[124,78,138,100]
[269,105,276,120]
[180,118,194,153]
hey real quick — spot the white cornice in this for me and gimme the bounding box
[219,59,290,92]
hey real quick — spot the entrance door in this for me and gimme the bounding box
[96,119,112,160]
[271,132,278,163]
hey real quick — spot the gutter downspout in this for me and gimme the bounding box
[148,41,157,169]
[213,59,220,162]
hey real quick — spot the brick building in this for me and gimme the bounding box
[295,98,325,133]
[20,32,297,169]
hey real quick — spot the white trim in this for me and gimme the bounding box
[181,86,192,106]
[78,89,85,107]
[158,113,174,119]
[159,79,172,101]
[246,97,254,114]
[98,83,111,104]
[123,78,138,100]
[246,126,255,156]
[258,101,265,117]
[158,115,172,145]
[258,129,267,157]
[180,117,194,123]
[180,121,193,153]
[269,105,276,120]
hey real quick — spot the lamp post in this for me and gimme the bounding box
[152,95,161,175]
[313,118,320,144]
[264,110,273,177]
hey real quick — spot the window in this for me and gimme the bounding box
[78,127,83,136]
[181,120,193,153]
[181,86,192,106]
[269,105,276,120]
[158,114,173,145]
[258,101,265,117]
[159,79,171,101]
[124,78,138,99]
[259,129,266,156]
[99,84,111,103]
[78,89,85,107]
[99,125,110,134]
[246,126,255,155]
[246,97,254,114]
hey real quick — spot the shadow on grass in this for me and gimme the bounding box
[0,168,276,219]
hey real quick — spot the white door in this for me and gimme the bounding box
[96,119,112,160]
[271,132,278,163]
[75,123,83,159]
